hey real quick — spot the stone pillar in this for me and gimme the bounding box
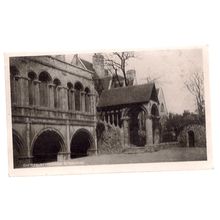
[81,91,85,112]
[26,118,31,157]
[14,76,21,105]
[107,112,110,123]
[58,86,68,111]
[48,83,55,109]
[66,119,71,159]
[146,116,153,145]
[71,89,75,112]
[33,80,40,106]
[19,76,29,106]
[88,93,96,114]
[122,116,130,148]
[111,111,115,125]
[115,110,119,126]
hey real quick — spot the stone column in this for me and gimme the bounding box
[146,116,153,145]
[89,93,96,114]
[71,89,75,112]
[81,91,85,112]
[19,76,29,106]
[122,116,130,148]
[66,119,71,159]
[48,83,55,109]
[14,76,21,105]
[26,118,31,157]
[107,112,110,123]
[33,80,40,106]
[58,86,68,111]
[115,110,119,126]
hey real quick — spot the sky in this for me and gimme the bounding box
[66,48,204,114]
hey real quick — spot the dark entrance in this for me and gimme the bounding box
[129,107,146,147]
[71,130,92,158]
[13,133,23,168]
[188,130,195,147]
[33,130,64,163]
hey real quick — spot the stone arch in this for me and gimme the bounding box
[12,130,24,168]
[31,128,65,163]
[151,104,159,117]
[70,129,94,158]
[74,81,84,111]
[39,71,52,107]
[188,130,195,147]
[127,105,148,146]
[123,104,148,118]
[160,103,165,113]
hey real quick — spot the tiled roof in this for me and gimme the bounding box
[80,58,95,72]
[97,83,158,108]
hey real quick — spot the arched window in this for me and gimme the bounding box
[74,82,83,111]
[39,71,51,107]
[85,87,90,112]
[10,66,19,105]
[53,78,61,109]
[67,82,73,111]
[28,71,37,106]
[161,103,164,112]
[151,104,159,117]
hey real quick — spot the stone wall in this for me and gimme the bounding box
[178,124,206,148]
[97,121,123,154]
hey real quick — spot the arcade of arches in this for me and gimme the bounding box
[13,128,94,168]
[10,56,97,168]
[10,66,94,113]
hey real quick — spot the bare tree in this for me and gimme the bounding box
[104,51,135,86]
[184,72,205,117]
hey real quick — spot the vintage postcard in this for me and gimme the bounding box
[5,47,212,176]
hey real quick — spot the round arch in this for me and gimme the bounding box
[31,128,65,163]
[74,81,84,90]
[10,65,20,77]
[126,105,148,147]
[122,104,148,118]
[70,129,94,158]
[151,104,159,117]
[38,71,52,82]
[12,130,24,168]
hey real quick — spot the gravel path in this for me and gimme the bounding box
[33,147,207,167]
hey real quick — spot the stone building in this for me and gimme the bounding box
[10,53,167,167]
[10,55,97,168]
[178,124,206,148]
[97,83,161,148]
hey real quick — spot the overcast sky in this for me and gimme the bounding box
[66,48,204,114]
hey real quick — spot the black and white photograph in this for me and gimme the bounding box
[6,48,211,174]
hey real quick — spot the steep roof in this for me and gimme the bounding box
[97,83,159,108]
[80,58,95,72]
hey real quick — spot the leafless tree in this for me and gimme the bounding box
[184,72,205,116]
[104,51,135,86]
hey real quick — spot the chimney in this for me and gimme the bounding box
[126,69,137,85]
[92,53,105,78]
